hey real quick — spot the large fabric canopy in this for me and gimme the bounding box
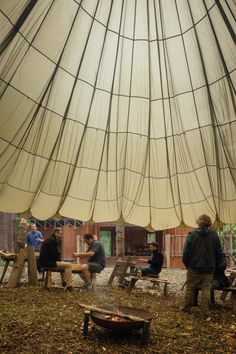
[0,0,235,229]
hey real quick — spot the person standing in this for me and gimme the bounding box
[182,214,225,315]
[25,223,44,273]
[39,228,73,291]
[25,223,44,252]
[73,233,105,290]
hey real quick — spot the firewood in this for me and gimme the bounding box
[79,303,150,322]
[27,246,38,286]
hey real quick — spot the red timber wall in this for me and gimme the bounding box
[38,223,102,261]
[163,227,193,268]
[38,223,194,266]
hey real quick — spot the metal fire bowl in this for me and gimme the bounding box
[90,305,153,331]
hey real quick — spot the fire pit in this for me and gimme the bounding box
[81,304,153,345]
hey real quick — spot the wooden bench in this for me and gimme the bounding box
[219,273,236,313]
[213,287,236,313]
[126,274,170,297]
[43,267,97,290]
[213,270,236,313]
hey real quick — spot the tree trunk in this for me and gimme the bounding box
[0,212,17,252]
[27,246,38,286]
[7,248,25,288]
[116,224,125,258]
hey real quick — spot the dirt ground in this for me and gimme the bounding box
[0,267,235,354]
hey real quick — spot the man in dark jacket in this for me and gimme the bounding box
[128,242,163,291]
[139,242,163,276]
[182,214,224,315]
[39,228,73,291]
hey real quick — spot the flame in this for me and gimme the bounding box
[111,316,127,322]
[104,314,128,322]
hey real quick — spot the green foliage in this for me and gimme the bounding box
[15,214,21,225]
[218,224,236,258]
[100,231,112,257]
[218,224,236,241]
[219,224,236,236]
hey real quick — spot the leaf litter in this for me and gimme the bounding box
[0,283,235,354]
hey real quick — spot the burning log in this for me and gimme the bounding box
[111,316,127,322]
[81,304,153,345]
[104,315,127,322]
[79,303,149,322]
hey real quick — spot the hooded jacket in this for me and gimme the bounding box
[182,227,224,274]
[148,250,163,273]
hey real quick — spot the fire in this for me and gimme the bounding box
[104,315,128,322]
[111,316,127,322]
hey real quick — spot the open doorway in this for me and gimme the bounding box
[99,227,116,256]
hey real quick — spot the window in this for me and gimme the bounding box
[147,233,156,243]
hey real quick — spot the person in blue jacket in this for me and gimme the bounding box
[25,223,44,273]
[25,223,44,252]
[182,214,225,315]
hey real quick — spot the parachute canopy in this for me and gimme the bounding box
[0,0,235,229]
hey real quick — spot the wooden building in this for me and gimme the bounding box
[32,220,233,269]
[36,220,193,268]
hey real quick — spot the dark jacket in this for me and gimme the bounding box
[39,235,59,268]
[182,227,224,274]
[148,250,163,273]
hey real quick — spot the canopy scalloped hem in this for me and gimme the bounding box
[0,0,235,229]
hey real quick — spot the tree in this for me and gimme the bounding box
[218,224,236,265]
[0,212,17,252]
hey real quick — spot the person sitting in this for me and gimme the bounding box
[73,233,105,290]
[138,242,164,276]
[39,228,73,291]
[129,242,163,290]
[193,254,230,306]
